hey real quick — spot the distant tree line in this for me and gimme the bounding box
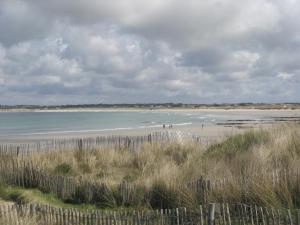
[0,103,300,110]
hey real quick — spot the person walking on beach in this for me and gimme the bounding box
[163,124,166,129]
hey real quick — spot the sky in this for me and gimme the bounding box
[0,0,299,105]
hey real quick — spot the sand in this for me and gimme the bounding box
[0,109,299,143]
[0,122,277,144]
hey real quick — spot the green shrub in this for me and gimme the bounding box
[205,129,270,159]
[54,163,72,174]
[122,174,136,182]
[8,190,30,204]
[0,182,5,198]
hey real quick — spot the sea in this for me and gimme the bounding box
[0,110,288,138]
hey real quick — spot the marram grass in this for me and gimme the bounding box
[1,123,300,209]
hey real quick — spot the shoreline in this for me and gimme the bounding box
[0,108,298,143]
[1,108,300,113]
[0,122,275,144]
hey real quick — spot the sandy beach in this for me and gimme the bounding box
[1,108,299,143]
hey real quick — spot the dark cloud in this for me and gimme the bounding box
[0,0,50,46]
[0,0,300,104]
[178,47,226,69]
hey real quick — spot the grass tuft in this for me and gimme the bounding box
[53,163,72,175]
[205,129,270,160]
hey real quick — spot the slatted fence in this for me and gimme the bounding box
[1,202,300,225]
[1,159,300,207]
[0,132,222,156]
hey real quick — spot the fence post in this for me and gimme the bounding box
[200,205,204,225]
[176,208,179,225]
[208,203,216,225]
[270,208,275,225]
[160,209,164,225]
[12,205,19,225]
[288,209,293,225]
[260,207,265,225]
[277,209,281,225]
[249,206,254,225]
[226,204,232,225]
[240,204,246,225]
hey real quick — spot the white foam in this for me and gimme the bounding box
[173,122,192,126]
[16,122,193,136]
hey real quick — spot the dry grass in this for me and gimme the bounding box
[2,123,300,209]
[32,124,300,182]
[30,142,204,187]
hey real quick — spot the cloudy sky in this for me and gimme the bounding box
[0,0,299,104]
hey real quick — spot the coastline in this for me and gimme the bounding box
[0,122,275,144]
[1,108,300,113]
[0,108,298,143]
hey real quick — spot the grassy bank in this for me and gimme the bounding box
[0,183,99,210]
[1,123,300,209]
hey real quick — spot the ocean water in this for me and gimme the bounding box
[0,110,281,137]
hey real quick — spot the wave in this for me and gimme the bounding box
[15,122,193,136]
[191,116,207,119]
[171,122,192,126]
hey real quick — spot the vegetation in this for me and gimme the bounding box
[1,123,300,210]
[0,184,99,210]
[1,102,300,110]
[53,163,73,175]
[205,129,271,159]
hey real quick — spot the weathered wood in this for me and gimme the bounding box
[270,208,275,225]
[199,205,204,225]
[226,203,232,225]
[208,203,216,225]
[1,202,300,225]
[241,204,246,225]
[265,207,270,225]
[254,205,259,225]
[277,209,281,225]
[249,206,254,225]
[288,209,293,225]
[260,207,266,225]
[0,131,215,157]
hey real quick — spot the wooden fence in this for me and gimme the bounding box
[0,132,221,156]
[1,159,300,208]
[1,202,300,225]
[1,160,201,206]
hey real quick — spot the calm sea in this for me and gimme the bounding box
[0,110,279,137]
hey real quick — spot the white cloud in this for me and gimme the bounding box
[277,72,295,80]
[0,0,300,104]
[40,75,61,84]
[231,1,279,33]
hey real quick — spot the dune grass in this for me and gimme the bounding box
[30,142,205,186]
[1,123,300,209]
